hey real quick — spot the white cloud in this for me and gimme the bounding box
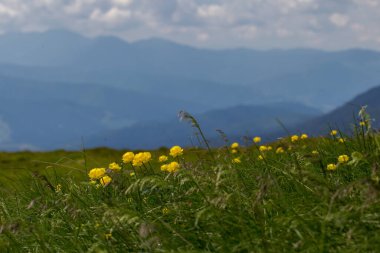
[90,7,131,25]
[0,3,18,17]
[329,13,349,27]
[0,0,378,49]
[112,0,133,6]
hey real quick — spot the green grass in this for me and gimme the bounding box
[1,125,380,252]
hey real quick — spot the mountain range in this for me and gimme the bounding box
[0,30,380,150]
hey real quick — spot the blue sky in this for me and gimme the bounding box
[0,0,379,49]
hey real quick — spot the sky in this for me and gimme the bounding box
[0,0,380,50]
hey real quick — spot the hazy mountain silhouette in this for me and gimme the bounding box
[1,30,380,150]
[85,102,322,149]
[290,85,380,136]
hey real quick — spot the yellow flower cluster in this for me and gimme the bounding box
[159,155,168,162]
[326,154,350,172]
[276,147,284,154]
[291,135,299,142]
[109,162,121,172]
[232,157,241,164]
[338,154,349,163]
[161,161,180,173]
[253,137,261,143]
[88,168,112,187]
[100,176,112,186]
[88,168,106,180]
[327,164,337,171]
[122,152,134,163]
[230,142,239,149]
[169,146,184,157]
[132,152,152,167]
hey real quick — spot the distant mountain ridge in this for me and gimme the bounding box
[1,30,380,110]
[85,102,322,149]
[0,30,380,150]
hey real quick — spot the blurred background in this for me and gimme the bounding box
[0,0,380,150]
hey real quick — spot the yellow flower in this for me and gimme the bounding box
[291,135,299,142]
[231,142,239,149]
[232,158,241,164]
[359,121,366,126]
[130,172,135,177]
[161,164,168,171]
[338,138,345,143]
[330,130,338,136]
[88,168,106,180]
[338,155,349,163]
[167,161,180,172]
[105,233,112,240]
[100,176,112,186]
[327,164,337,171]
[109,162,121,172]
[162,207,170,215]
[231,149,238,154]
[258,155,264,160]
[158,155,168,163]
[122,152,135,163]
[276,147,284,154]
[259,145,268,152]
[169,145,184,157]
[300,134,308,140]
[55,184,62,193]
[267,146,273,151]
[312,150,319,156]
[253,137,261,143]
[132,152,152,167]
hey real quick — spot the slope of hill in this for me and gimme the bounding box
[86,102,322,149]
[291,85,380,135]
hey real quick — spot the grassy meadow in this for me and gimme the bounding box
[0,114,380,252]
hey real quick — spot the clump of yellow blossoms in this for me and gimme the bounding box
[291,135,299,142]
[105,233,112,240]
[231,149,238,154]
[230,142,239,149]
[338,138,345,143]
[122,152,134,163]
[312,150,319,156]
[327,164,337,171]
[338,155,350,163]
[88,168,106,180]
[276,147,284,154]
[100,176,112,186]
[55,184,62,193]
[109,162,121,172]
[253,137,261,143]
[170,145,184,157]
[258,155,264,160]
[259,146,268,152]
[132,152,152,167]
[167,161,180,172]
[330,130,338,136]
[162,207,170,214]
[232,158,241,164]
[301,134,308,140]
[158,155,168,162]
[161,161,180,172]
